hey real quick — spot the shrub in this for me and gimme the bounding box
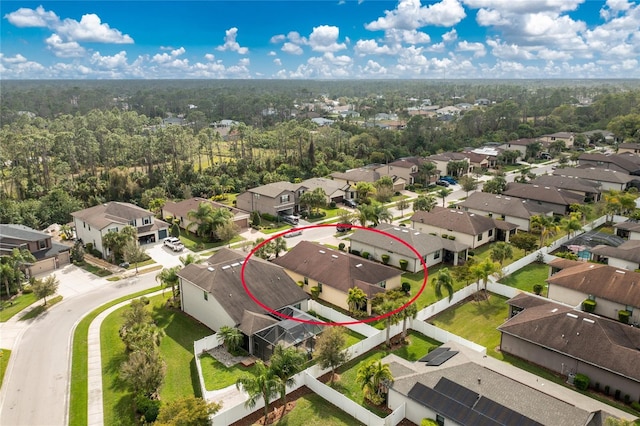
[594,382,600,392]
[604,385,610,396]
[395,191,401,196]
[22,284,33,294]
[399,259,409,271]
[135,394,160,423]
[448,235,456,240]
[338,242,345,251]
[381,254,390,264]
[618,310,631,324]
[624,394,631,404]
[329,201,336,208]
[468,251,475,257]
[351,250,361,257]
[573,373,590,391]
[261,213,278,222]
[421,420,439,426]
[362,252,370,259]
[615,389,621,400]
[401,282,411,293]
[533,284,543,295]
[582,299,597,313]
[297,281,304,288]
[631,401,640,412]
[310,286,321,299]
[306,310,317,318]
[441,234,448,239]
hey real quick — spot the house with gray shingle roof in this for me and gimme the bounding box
[236,181,305,217]
[614,220,640,240]
[273,241,402,315]
[546,262,640,324]
[540,131,575,147]
[617,142,640,155]
[348,223,469,272]
[502,182,586,215]
[456,192,553,232]
[386,340,622,426]
[589,239,640,271]
[299,177,351,204]
[177,248,312,360]
[410,207,517,249]
[528,175,601,202]
[499,293,640,403]
[553,166,637,192]
[71,202,169,257]
[426,152,470,176]
[0,224,71,276]
[162,197,250,232]
[578,153,640,175]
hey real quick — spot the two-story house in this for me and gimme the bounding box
[0,224,71,276]
[502,183,585,216]
[236,181,305,217]
[72,202,170,257]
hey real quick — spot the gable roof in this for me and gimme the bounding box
[553,167,636,184]
[272,241,401,298]
[590,239,640,264]
[0,224,49,242]
[163,197,248,221]
[503,183,585,206]
[349,224,469,260]
[528,175,600,194]
[505,138,540,147]
[299,177,350,195]
[546,263,640,307]
[578,153,640,174]
[71,202,154,230]
[410,206,515,236]
[499,295,640,382]
[427,152,469,162]
[177,250,308,325]
[457,192,552,220]
[245,181,302,198]
[330,168,381,183]
[614,221,640,233]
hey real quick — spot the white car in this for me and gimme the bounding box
[163,237,184,252]
[284,228,303,238]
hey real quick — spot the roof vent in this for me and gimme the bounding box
[222,265,231,270]
[207,267,215,272]
[331,255,338,259]
[319,250,326,254]
[414,232,420,235]
[551,308,558,313]
[583,318,595,324]
[355,263,363,268]
[615,270,626,274]
[566,313,578,319]
[394,227,400,231]
[402,229,409,233]
[231,262,240,267]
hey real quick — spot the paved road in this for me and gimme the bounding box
[0,270,157,426]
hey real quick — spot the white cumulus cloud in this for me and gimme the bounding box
[308,25,347,52]
[457,40,486,57]
[366,0,466,31]
[45,34,85,57]
[216,28,249,54]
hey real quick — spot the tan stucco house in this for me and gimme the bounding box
[0,224,71,276]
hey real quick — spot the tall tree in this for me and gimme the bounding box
[490,242,514,267]
[400,301,418,341]
[122,241,147,274]
[236,360,278,420]
[413,195,437,212]
[432,268,455,302]
[356,360,394,405]
[155,396,221,426]
[396,199,410,217]
[32,274,59,306]
[269,344,306,406]
[437,188,452,208]
[155,266,180,298]
[314,326,349,385]
[374,298,403,347]
[471,259,501,300]
[458,175,478,197]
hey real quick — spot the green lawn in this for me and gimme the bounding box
[68,286,162,426]
[0,349,10,388]
[306,208,348,223]
[390,330,440,361]
[19,295,63,321]
[76,261,113,277]
[261,224,293,235]
[429,294,509,357]
[470,242,525,267]
[200,354,260,391]
[499,263,549,294]
[0,292,37,322]
[179,231,244,251]
[101,294,214,425]
[126,258,155,270]
[272,393,365,426]
[401,265,467,311]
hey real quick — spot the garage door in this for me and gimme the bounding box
[158,229,168,239]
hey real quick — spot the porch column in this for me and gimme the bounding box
[453,251,459,266]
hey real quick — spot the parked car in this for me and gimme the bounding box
[435,179,450,187]
[336,222,353,232]
[284,228,303,238]
[441,176,458,185]
[163,237,184,252]
[280,214,300,225]
[343,199,357,208]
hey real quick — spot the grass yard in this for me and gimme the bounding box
[390,330,440,361]
[261,224,293,235]
[499,263,549,294]
[77,261,113,277]
[200,354,260,391]
[0,292,37,322]
[428,293,509,358]
[179,231,244,251]
[470,243,525,267]
[101,294,213,425]
[0,349,10,388]
[19,295,63,321]
[125,258,155,270]
[272,393,365,426]
[401,265,467,311]
[306,207,347,223]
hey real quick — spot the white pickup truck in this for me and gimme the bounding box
[163,237,184,252]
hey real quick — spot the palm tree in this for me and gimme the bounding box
[530,215,558,247]
[356,205,370,227]
[347,287,367,315]
[1,262,16,297]
[370,202,393,225]
[413,195,437,212]
[269,344,306,406]
[8,248,36,290]
[155,266,180,298]
[432,268,455,302]
[236,361,278,421]
[179,253,201,266]
[437,188,452,208]
[490,242,513,267]
[560,215,582,239]
[356,360,394,404]
[471,259,500,300]
[218,325,243,353]
[419,161,438,186]
[400,301,418,341]
[187,202,216,240]
[374,298,403,347]
[271,237,287,258]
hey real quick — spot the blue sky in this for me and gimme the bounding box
[1,0,639,79]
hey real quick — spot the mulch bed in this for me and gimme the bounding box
[230,386,313,426]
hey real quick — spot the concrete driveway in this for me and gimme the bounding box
[145,241,194,268]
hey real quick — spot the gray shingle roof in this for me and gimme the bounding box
[528,175,600,194]
[503,183,585,206]
[71,202,154,230]
[272,241,401,298]
[553,167,636,184]
[0,224,49,241]
[590,240,640,264]
[177,250,308,325]
[410,206,513,236]
[162,197,248,222]
[614,221,640,233]
[578,153,640,174]
[499,294,640,382]
[299,177,350,195]
[246,181,303,198]
[349,224,469,260]
[330,168,381,183]
[457,192,551,220]
[546,263,640,307]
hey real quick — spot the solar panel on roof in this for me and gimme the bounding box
[475,396,543,426]
[434,377,479,408]
[418,347,448,362]
[426,350,458,366]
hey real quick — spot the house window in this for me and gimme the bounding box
[108,227,118,233]
[436,414,445,426]
[487,212,492,217]
[280,194,290,203]
[38,240,46,249]
[434,251,440,260]
[88,225,91,231]
[318,283,323,292]
[478,233,483,241]
[304,277,309,285]
[203,291,208,301]
[379,281,386,289]
[588,294,595,301]
[626,305,633,313]
[488,229,493,237]
[83,221,86,229]
[129,220,136,226]
[143,217,151,225]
